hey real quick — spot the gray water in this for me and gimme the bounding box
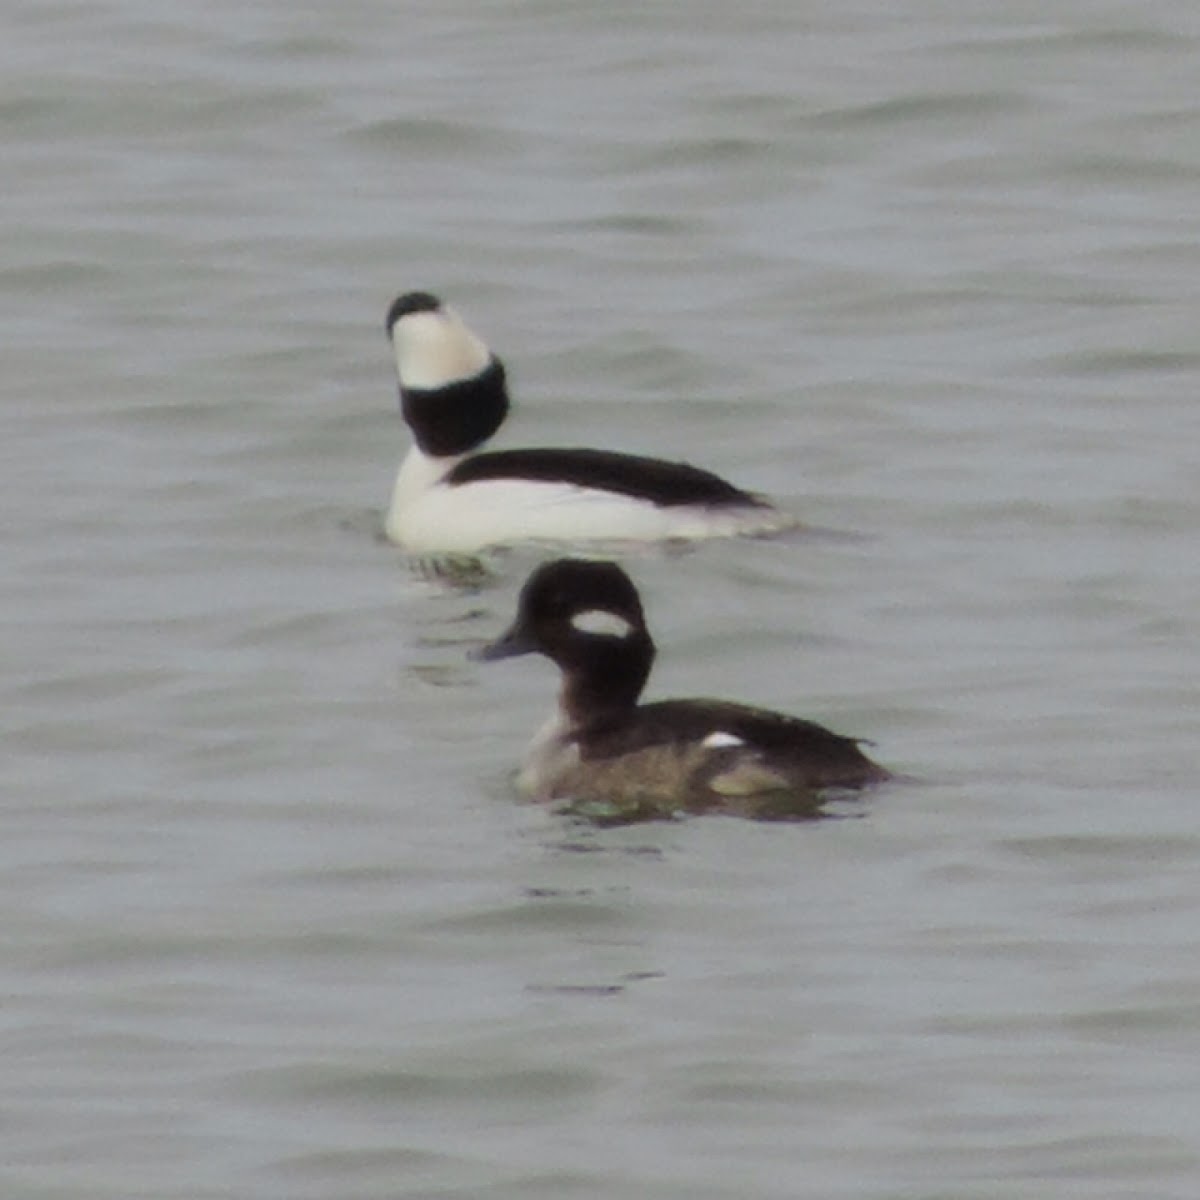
[5,2,1200,1196]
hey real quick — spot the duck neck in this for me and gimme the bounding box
[560,637,654,734]
[391,444,461,506]
[399,356,509,457]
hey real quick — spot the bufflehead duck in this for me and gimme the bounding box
[473,558,889,820]
[384,291,792,552]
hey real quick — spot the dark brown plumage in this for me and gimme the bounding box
[475,559,889,821]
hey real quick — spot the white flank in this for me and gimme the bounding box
[392,306,491,390]
[385,451,793,552]
[702,731,745,749]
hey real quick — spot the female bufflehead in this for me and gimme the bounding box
[474,558,889,820]
[384,292,791,552]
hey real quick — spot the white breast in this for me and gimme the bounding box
[516,711,579,800]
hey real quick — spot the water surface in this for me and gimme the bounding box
[4,2,1200,1197]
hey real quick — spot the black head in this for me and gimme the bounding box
[474,559,656,720]
[385,290,442,336]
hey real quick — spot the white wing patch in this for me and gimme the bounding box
[703,731,745,749]
[569,609,635,639]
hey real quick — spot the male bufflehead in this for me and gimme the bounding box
[473,559,889,820]
[384,292,792,552]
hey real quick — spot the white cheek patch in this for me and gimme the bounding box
[702,731,745,749]
[395,308,491,390]
[569,609,635,639]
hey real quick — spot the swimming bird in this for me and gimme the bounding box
[473,558,889,820]
[384,291,791,552]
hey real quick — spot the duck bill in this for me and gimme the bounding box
[470,623,537,662]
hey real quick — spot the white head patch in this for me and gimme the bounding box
[393,306,491,390]
[569,609,635,639]
[702,731,745,750]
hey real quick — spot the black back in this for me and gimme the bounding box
[580,698,885,781]
[444,447,768,509]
